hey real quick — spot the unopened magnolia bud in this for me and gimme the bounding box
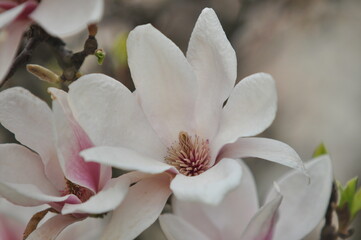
[88,24,98,37]
[26,64,60,83]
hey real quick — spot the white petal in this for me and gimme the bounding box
[101,174,172,240]
[30,0,103,37]
[204,160,259,238]
[187,8,237,140]
[0,88,53,154]
[81,146,176,174]
[0,87,64,190]
[159,214,210,240]
[58,215,109,240]
[61,175,130,215]
[219,137,306,174]
[127,24,197,145]
[68,73,166,160]
[0,198,47,224]
[265,155,333,240]
[240,193,282,240]
[0,22,30,84]
[0,144,66,206]
[0,3,26,28]
[0,21,31,84]
[212,73,277,152]
[170,158,242,205]
[27,215,82,240]
[172,159,258,239]
[171,197,221,239]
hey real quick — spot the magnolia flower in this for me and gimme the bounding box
[58,7,306,239]
[76,8,305,206]
[0,0,104,83]
[0,198,108,240]
[160,155,333,240]
[0,87,132,239]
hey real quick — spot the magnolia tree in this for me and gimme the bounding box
[0,1,360,240]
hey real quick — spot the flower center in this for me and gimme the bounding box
[165,131,211,176]
[64,179,93,202]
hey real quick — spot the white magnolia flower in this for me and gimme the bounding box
[0,0,104,83]
[160,155,333,240]
[0,87,132,239]
[64,8,305,239]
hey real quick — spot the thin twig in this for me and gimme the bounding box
[0,24,99,89]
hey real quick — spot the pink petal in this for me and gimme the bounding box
[211,73,277,158]
[0,213,22,240]
[101,174,172,240]
[0,87,65,190]
[159,214,210,240]
[265,155,333,240]
[61,174,131,215]
[0,199,47,240]
[172,159,258,239]
[127,24,197,145]
[219,137,306,174]
[27,214,82,240]
[170,158,242,205]
[0,144,68,206]
[50,88,110,192]
[68,73,166,160]
[187,8,237,141]
[241,193,282,240]
[81,146,177,174]
[30,0,103,37]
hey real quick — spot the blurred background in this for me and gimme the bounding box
[1,0,360,239]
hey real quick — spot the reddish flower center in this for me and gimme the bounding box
[64,179,93,202]
[165,131,211,176]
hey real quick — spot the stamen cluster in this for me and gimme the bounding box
[64,179,94,202]
[165,131,211,176]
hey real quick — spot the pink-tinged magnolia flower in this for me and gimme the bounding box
[0,87,131,239]
[74,8,305,206]
[0,0,104,83]
[0,198,108,240]
[159,155,333,240]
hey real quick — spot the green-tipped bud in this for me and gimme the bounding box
[337,177,361,220]
[26,64,60,83]
[95,49,106,65]
[312,143,328,158]
[351,188,361,219]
